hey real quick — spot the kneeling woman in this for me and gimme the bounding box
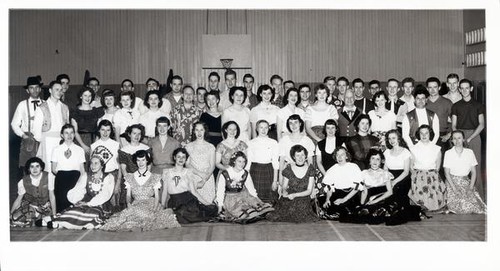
[101,150,180,231]
[267,145,320,223]
[162,148,218,224]
[319,147,363,219]
[216,151,274,223]
[52,156,114,229]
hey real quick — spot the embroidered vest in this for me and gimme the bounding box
[39,101,70,132]
[406,109,435,144]
[221,170,248,193]
[81,174,107,203]
[22,172,49,205]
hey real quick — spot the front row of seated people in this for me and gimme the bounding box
[11,118,486,231]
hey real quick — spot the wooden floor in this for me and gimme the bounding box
[10,213,486,241]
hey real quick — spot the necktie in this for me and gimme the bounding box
[31,100,40,110]
[348,110,354,119]
[128,111,133,117]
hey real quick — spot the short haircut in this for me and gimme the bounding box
[243,73,254,81]
[413,84,430,98]
[101,89,117,109]
[87,77,100,85]
[222,121,241,139]
[56,74,70,82]
[415,124,435,141]
[229,151,247,167]
[49,80,62,89]
[182,85,195,94]
[401,77,415,86]
[290,144,308,161]
[372,90,389,103]
[208,71,220,81]
[224,69,236,79]
[24,157,45,175]
[333,146,352,163]
[121,78,134,88]
[366,148,385,168]
[298,84,311,92]
[283,80,295,87]
[256,84,275,102]
[60,123,75,135]
[229,86,247,104]
[323,76,336,83]
[77,87,96,106]
[450,130,466,147]
[171,75,183,84]
[368,80,380,87]
[459,78,473,88]
[132,149,152,165]
[384,129,407,149]
[387,78,399,85]
[313,84,330,100]
[426,77,441,87]
[119,90,136,108]
[172,147,190,163]
[255,119,270,136]
[352,78,365,86]
[145,78,159,88]
[196,87,207,95]
[156,116,171,127]
[122,124,146,143]
[270,74,283,84]
[447,73,460,81]
[354,114,372,132]
[337,76,349,86]
[204,91,220,107]
[96,119,116,140]
[143,90,163,109]
[322,119,339,137]
[190,121,209,142]
[283,87,301,106]
[286,114,305,133]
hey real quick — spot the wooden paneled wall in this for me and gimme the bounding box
[10,10,464,88]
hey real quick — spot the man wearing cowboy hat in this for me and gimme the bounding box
[11,75,45,174]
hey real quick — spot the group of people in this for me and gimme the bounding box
[10,70,486,231]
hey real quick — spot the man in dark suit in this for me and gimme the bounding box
[337,89,361,145]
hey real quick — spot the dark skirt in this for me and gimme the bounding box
[316,188,361,220]
[54,170,81,213]
[267,196,320,223]
[249,162,277,203]
[168,191,218,224]
[388,169,411,207]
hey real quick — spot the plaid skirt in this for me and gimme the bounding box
[408,169,446,211]
[249,162,276,203]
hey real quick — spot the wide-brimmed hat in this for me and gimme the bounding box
[24,75,43,89]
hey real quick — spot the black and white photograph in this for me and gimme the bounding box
[1,1,499,270]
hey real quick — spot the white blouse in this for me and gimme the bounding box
[247,137,279,169]
[443,147,478,176]
[222,106,251,142]
[112,107,140,132]
[249,103,280,125]
[51,143,86,171]
[277,106,305,135]
[139,109,170,138]
[67,174,115,207]
[410,142,441,170]
[304,104,339,127]
[323,162,363,190]
[383,148,411,170]
[278,134,315,163]
[368,110,397,133]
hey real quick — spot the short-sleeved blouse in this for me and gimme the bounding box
[70,107,105,133]
[383,148,411,170]
[410,142,441,170]
[443,147,478,176]
[282,164,315,194]
[304,105,339,127]
[368,110,397,133]
[216,140,248,167]
[361,169,394,188]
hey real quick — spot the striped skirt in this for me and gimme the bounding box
[249,162,276,203]
[53,205,108,229]
[221,188,274,223]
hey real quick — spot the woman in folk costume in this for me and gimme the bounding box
[52,156,114,229]
[10,157,55,227]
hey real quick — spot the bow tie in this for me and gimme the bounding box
[31,100,41,109]
[138,170,148,177]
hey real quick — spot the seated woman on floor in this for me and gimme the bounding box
[267,145,320,223]
[216,151,274,223]
[10,157,55,227]
[317,147,363,220]
[51,156,114,229]
[101,150,180,231]
[162,148,218,224]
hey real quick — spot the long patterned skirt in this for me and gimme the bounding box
[446,175,486,214]
[53,205,109,229]
[10,199,52,227]
[408,169,446,211]
[221,188,274,223]
[249,162,276,203]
